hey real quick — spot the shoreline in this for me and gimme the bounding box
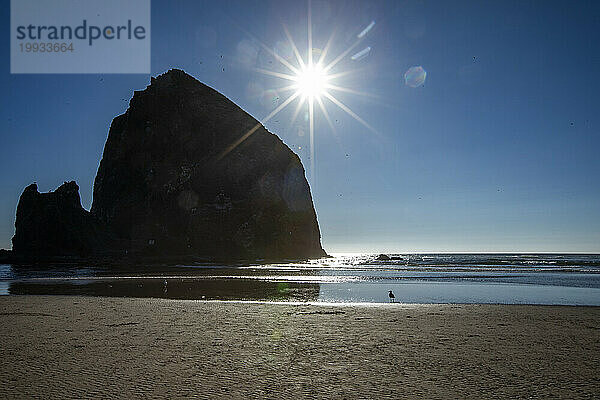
[3,293,600,307]
[1,296,599,398]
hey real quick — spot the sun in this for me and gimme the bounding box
[295,63,328,100]
[219,2,378,182]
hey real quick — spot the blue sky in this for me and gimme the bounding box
[1,0,599,252]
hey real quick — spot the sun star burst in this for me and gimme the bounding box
[295,63,328,100]
[220,2,377,182]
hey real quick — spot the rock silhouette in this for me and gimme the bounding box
[12,182,112,257]
[10,69,326,262]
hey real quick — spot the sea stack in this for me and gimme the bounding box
[11,69,326,261]
[11,181,112,257]
[92,69,325,260]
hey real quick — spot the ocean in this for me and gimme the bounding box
[1,253,599,305]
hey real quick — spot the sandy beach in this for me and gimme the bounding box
[0,296,598,399]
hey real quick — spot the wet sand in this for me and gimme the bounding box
[0,296,598,399]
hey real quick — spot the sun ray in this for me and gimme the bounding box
[259,90,301,127]
[324,83,380,99]
[258,41,300,76]
[317,29,336,66]
[218,91,301,160]
[276,83,300,93]
[317,95,346,154]
[323,38,363,73]
[316,95,337,138]
[326,67,372,80]
[322,91,378,136]
[289,95,306,127]
[283,25,306,70]
[254,67,297,82]
[308,0,313,66]
[308,96,315,181]
[232,23,300,75]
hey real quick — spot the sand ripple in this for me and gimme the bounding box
[1,297,599,399]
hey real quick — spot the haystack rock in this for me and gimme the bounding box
[86,69,325,260]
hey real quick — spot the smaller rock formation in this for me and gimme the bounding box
[376,254,391,261]
[11,182,111,257]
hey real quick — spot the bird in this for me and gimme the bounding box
[388,290,395,303]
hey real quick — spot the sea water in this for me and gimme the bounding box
[1,253,599,305]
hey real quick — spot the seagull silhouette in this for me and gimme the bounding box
[388,290,395,303]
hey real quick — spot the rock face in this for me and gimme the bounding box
[12,182,111,257]
[376,254,391,261]
[14,68,324,261]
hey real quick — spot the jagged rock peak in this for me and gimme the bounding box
[148,68,199,87]
[137,69,223,103]
[12,181,111,257]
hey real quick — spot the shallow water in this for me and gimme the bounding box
[1,253,600,305]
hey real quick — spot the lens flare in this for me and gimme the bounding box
[404,66,427,88]
[351,46,371,61]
